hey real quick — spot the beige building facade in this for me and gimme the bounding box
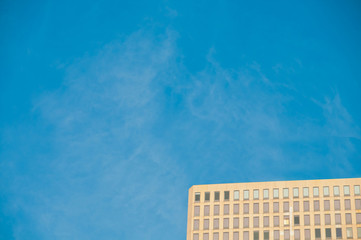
[187,178,361,240]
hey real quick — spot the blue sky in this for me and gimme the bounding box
[1,0,361,239]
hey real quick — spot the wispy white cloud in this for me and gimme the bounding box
[1,27,360,240]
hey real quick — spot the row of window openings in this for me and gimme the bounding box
[193,213,361,230]
[195,185,361,202]
[192,228,361,240]
[194,199,361,216]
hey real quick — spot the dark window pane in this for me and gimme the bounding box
[336,228,342,238]
[195,192,200,202]
[326,228,331,238]
[315,229,321,239]
[264,231,269,240]
[253,231,259,240]
[294,215,300,225]
[205,192,210,201]
[224,191,230,201]
[215,191,220,201]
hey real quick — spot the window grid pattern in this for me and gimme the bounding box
[188,179,361,240]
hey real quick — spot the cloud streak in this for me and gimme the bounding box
[1,28,360,239]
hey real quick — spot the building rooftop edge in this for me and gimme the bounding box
[189,176,361,190]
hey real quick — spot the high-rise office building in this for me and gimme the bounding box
[187,178,361,240]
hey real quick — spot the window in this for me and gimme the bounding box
[303,187,309,197]
[314,200,320,211]
[203,233,209,240]
[334,186,340,196]
[234,190,240,200]
[224,191,230,201]
[283,201,289,212]
[324,200,330,211]
[303,201,309,211]
[233,217,239,228]
[326,228,331,239]
[356,199,361,210]
[293,187,299,197]
[253,189,259,200]
[263,216,269,227]
[243,217,249,228]
[243,231,249,240]
[204,205,210,216]
[294,230,300,240]
[203,219,209,230]
[194,206,200,216]
[223,218,229,229]
[346,213,352,224]
[323,186,329,196]
[273,216,279,227]
[304,215,310,225]
[195,192,200,202]
[273,188,279,198]
[358,227,361,239]
[215,191,220,201]
[283,215,290,226]
[357,213,361,224]
[193,219,199,230]
[205,192,210,201]
[313,187,319,197]
[346,227,353,238]
[253,203,259,214]
[193,233,199,240]
[344,185,350,196]
[263,189,269,199]
[345,199,351,210]
[233,232,239,240]
[263,202,269,213]
[243,190,249,200]
[334,199,341,210]
[223,204,229,215]
[253,217,259,228]
[213,233,219,240]
[315,229,321,239]
[335,213,341,224]
[294,215,300,225]
[273,202,279,213]
[264,231,269,240]
[293,201,299,212]
[314,214,320,225]
[253,231,259,240]
[283,188,289,198]
[336,228,342,239]
[214,205,220,215]
[233,204,239,214]
[213,218,219,229]
[223,232,229,240]
[274,230,280,240]
[243,203,249,214]
[305,229,311,240]
[356,185,361,195]
[325,214,331,225]
[284,230,290,240]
